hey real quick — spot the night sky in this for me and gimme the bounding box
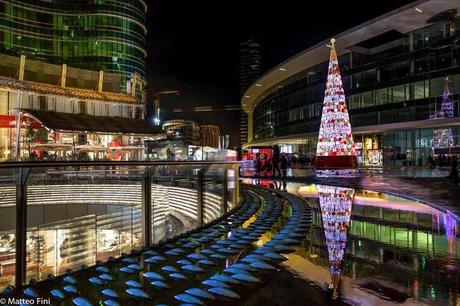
[145,0,416,146]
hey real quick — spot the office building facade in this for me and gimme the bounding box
[242,0,460,166]
[0,54,150,161]
[0,0,147,97]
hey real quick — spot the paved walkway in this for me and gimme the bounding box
[313,175,460,217]
[244,166,460,218]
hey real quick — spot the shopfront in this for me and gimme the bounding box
[381,127,460,167]
[355,135,383,167]
[0,111,152,161]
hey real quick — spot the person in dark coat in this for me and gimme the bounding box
[280,154,288,191]
[272,145,281,177]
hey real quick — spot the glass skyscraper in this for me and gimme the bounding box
[0,0,147,90]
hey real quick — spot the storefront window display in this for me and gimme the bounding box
[362,135,383,166]
[355,135,383,166]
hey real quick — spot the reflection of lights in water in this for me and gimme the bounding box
[317,184,354,298]
[442,213,457,240]
[256,240,263,247]
[281,182,460,304]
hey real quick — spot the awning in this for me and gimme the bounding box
[75,145,108,152]
[20,109,155,135]
[32,143,73,152]
[108,146,146,151]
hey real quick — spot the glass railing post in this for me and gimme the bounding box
[197,168,204,227]
[141,166,152,248]
[234,164,240,206]
[15,167,30,289]
[222,164,229,214]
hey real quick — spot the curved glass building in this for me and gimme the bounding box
[0,0,147,85]
[242,0,460,167]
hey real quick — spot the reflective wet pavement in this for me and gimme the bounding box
[5,181,460,305]
[244,180,460,305]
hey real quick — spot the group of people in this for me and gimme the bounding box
[428,154,459,169]
[254,145,291,179]
[448,156,460,185]
[428,155,460,185]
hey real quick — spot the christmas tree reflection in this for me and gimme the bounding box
[317,184,354,299]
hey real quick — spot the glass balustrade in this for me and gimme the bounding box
[0,161,240,289]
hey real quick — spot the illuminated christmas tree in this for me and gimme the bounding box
[317,184,354,299]
[433,77,454,149]
[315,38,357,169]
[440,77,453,118]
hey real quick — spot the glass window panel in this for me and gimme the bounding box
[379,65,392,82]
[429,22,445,46]
[352,72,363,89]
[453,74,460,94]
[430,77,444,97]
[412,81,426,100]
[376,88,389,105]
[362,91,373,107]
[436,51,452,70]
[393,85,406,103]
[414,57,430,74]
[393,61,410,78]
[0,90,8,115]
[413,29,425,50]
[362,69,376,85]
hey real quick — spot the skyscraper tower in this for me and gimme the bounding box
[239,38,261,145]
[0,0,147,98]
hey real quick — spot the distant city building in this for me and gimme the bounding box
[240,38,261,146]
[0,0,147,98]
[201,124,221,147]
[163,119,201,146]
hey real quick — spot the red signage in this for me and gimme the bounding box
[0,115,42,129]
[0,115,16,128]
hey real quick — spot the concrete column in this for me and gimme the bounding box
[131,73,138,97]
[98,70,104,92]
[60,64,67,87]
[141,167,152,246]
[247,111,253,143]
[222,165,228,214]
[197,169,204,227]
[15,167,30,289]
[18,55,26,81]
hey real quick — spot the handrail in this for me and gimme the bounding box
[0,160,241,289]
[0,160,241,169]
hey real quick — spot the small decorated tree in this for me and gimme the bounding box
[315,38,357,169]
[433,77,454,150]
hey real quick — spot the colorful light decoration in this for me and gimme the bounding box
[315,39,357,169]
[433,77,455,149]
[317,184,354,298]
[440,77,454,119]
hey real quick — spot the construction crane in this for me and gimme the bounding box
[152,89,180,126]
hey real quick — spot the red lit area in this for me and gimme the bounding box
[241,146,273,177]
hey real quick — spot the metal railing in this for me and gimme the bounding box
[0,161,240,289]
